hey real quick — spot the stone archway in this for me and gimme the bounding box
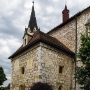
[58,85,62,90]
[19,84,25,90]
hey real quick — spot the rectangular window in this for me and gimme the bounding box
[21,67,25,74]
[59,66,64,74]
[25,39,26,45]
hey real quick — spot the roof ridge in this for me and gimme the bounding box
[34,30,73,52]
[9,30,75,59]
[47,6,90,34]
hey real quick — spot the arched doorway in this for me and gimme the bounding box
[19,85,25,90]
[58,85,62,90]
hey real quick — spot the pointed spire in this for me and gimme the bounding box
[64,2,67,10]
[65,5,67,10]
[28,1,38,32]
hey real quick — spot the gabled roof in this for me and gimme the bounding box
[47,6,90,34]
[9,30,75,59]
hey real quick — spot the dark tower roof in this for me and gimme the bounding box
[28,1,38,32]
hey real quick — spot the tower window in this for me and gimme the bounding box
[21,67,25,74]
[25,39,26,45]
[59,66,64,74]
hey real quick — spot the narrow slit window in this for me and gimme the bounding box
[25,39,26,45]
[59,66,64,74]
[21,67,25,74]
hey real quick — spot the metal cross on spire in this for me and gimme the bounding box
[32,0,34,6]
[64,2,67,9]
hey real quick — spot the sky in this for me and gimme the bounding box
[0,0,90,86]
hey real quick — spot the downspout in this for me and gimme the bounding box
[74,15,77,90]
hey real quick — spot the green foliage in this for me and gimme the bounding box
[0,87,4,90]
[0,83,11,90]
[30,82,53,90]
[6,83,10,89]
[0,66,7,86]
[75,35,90,90]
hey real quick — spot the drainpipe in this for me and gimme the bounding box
[74,15,77,90]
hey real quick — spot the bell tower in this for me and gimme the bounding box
[23,1,39,46]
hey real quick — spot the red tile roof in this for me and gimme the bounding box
[9,30,75,59]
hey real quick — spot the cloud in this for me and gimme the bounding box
[3,74,11,86]
[0,0,90,87]
[0,37,21,86]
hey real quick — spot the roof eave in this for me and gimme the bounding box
[8,38,75,59]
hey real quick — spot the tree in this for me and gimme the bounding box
[6,83,10,89]
[30,82,53,90]
[75,35,90,90]
[0,66,7,87]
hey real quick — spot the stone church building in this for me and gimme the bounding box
[9,2,90,90]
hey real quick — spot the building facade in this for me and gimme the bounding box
[9,2,90,90]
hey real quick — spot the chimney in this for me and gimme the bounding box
[62,5,69,22]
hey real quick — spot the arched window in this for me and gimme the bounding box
[19,85,25,90]
[85,19,90,36]
[58,85,62,90]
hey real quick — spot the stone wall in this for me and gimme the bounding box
[11,42,74,90]
[76,9,90,71]
[11,44,40,90]
[77,9,90,53]
[48,20,76,53]
[48,8,90,54]
[48,8,90,90]
[39,43,74,90]
[76,8,90,90]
